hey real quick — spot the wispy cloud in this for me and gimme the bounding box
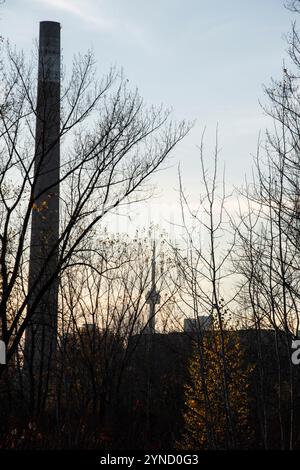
[28,0,156,53]
[29,0,118,32]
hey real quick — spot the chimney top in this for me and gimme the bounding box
[39,21,61,35]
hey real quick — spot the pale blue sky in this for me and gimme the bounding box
[1,0,295,234]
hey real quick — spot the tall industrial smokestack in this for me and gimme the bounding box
[24,21,61,410]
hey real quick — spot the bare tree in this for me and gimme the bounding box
[233,9,300,448]
[0,39,190,411]
[171,130,242,449]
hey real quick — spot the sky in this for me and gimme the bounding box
[0,0,296,236]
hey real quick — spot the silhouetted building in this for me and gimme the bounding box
[184,315,213,332]
[119,328,298,449]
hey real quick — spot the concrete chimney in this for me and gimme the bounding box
[24,21,61,409]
